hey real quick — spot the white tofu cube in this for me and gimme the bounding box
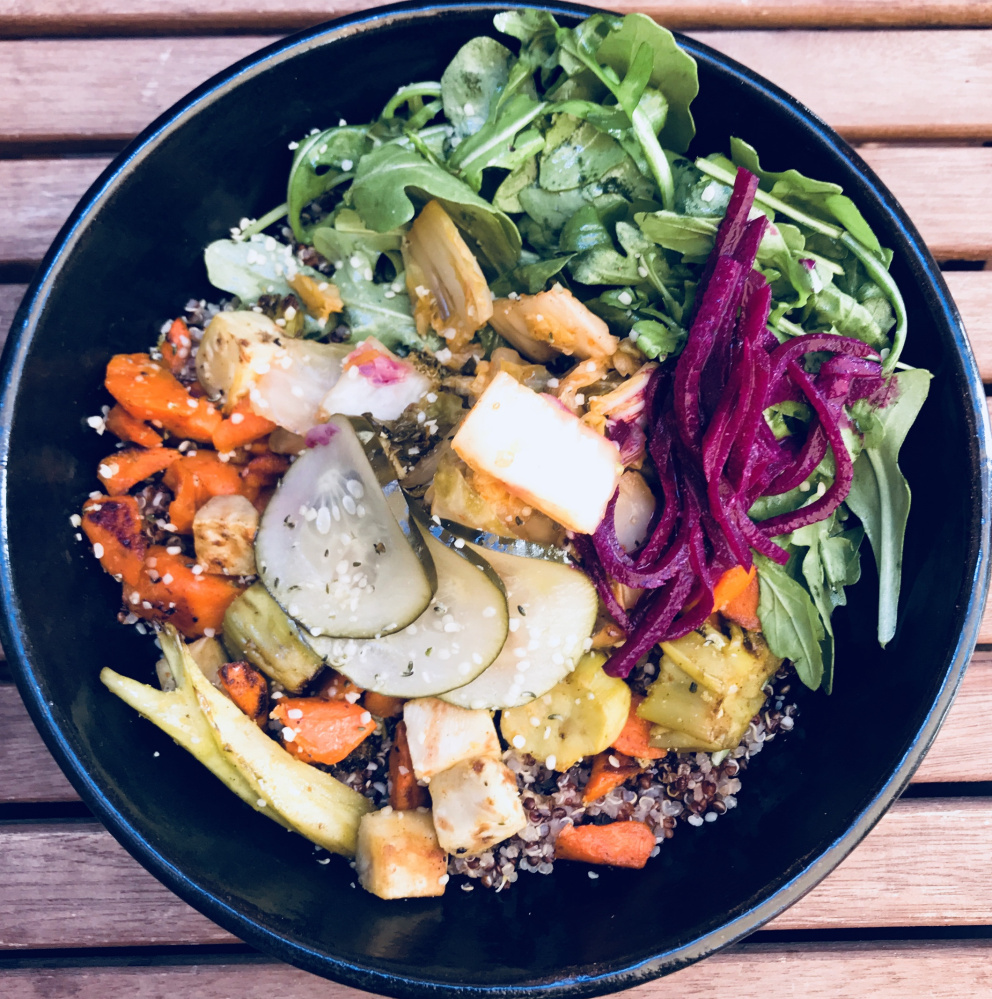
[429,757,527,856]
[355,807,448,899]
[192,494,259,576]
[403,697,500,781]
[452,372,623,534]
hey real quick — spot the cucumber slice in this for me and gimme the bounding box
[440,539,599,710]
[255,415,434,639]
[306,529,509,697]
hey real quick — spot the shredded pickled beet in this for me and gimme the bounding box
[578,166,893,678]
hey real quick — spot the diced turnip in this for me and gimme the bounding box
[193,494,259,576]
[451,372,623,534]
[355,807,448,899]
[402,697,500,781]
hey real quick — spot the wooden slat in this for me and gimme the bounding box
[0,284,27,345]
[0,685,78,803]
[0,157,108,264]
[3,147,992,270]
[0,799,989,948]
[692,30,992,141]
[4,0,992,35]
[4,32,992,146]
[3,941,992,999]
[947,269,992,383]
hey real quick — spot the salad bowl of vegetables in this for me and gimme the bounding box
[1,2,988,996]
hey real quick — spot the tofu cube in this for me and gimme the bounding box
[452,372,623,534]
[355,807,448,899]
[192,494,259,576]
[403,697,500,781]
[429,757,527,855]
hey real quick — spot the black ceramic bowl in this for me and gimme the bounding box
[2,3,989,996]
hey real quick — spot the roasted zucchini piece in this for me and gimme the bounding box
[499,652,630,770]
[222,582,324,693]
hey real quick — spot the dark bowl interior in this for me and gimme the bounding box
[1,3,988,996]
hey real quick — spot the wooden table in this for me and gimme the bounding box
[3,2,992,996]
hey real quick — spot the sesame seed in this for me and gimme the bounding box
[161,573,173,585]
[92,543,105,558]
[282,727,297,743]
[511,735,526,749]
[546,755,557,770]
[230,412,244,424]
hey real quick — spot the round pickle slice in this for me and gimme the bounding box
[255,415,434,639]
[305,530,509,697]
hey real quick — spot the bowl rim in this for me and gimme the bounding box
[2,2,990,995]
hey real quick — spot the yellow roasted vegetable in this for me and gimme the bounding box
[500,652,630,770]
[639,623,782,752]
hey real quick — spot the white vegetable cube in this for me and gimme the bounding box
[192,494,259,576]
[403,697,500,781]
[429,757,527,856]
[452,372,623,534]
[355,807,448,899]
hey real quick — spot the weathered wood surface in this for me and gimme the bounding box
[2,941,992,999]
[4,0,992,34]
[3,32,992,146]
[0,799,987,951]
[4,147,992,269]
[2,650,987,804]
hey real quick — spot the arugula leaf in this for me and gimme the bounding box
[204,236,308,301]
[539,116,626,191]
[755,554,826,690]
[489,253,574,297]
[790,513,864,693]
[492,158,537,213]
[764,399,812,440]
[725,138,883,257]
[810,283,891,348]
[493,9,561,84]
[568,220,654,286]
[441,36,515,138]
[347,144,521,272]
[325,246,431,352]
[631,319,684,359]
[845,368,932,646]
[286,126,369,243]
[636,210,716,256]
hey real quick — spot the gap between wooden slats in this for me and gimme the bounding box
[2,32,992,146]
[2,650,988,804]
[3,147,992,269]
[0,799,988,948]
[2,941,992,999]
[3,0,992,36]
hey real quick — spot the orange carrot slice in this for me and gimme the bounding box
[270,697,375,765]
[212,398,277,453]
[105,405,163,449]
[160,317,192,375]
[97,447,181,496]
[389,719,429,810]
[612,694,666,760]
[123,546,245,639]
[162,451,247,533]
[218,660,269,727]
[314,669,363,703]
[555,820,655,869]
[582,750,642,804]
[81,495,147,588]
[712,565,757,612]
[721,571,761,631]
[363,691,405,719]
[105,353,222,442]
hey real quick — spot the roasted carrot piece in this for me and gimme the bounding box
[713,565,757,612]
[105,404,163,449]
[582,750,642,804]
[554,821,655,869]
[240,451,291,507]
[160,317,192,375]
[122,546,245,639]
[611,694,666,760]
[389,719,428,810]
[81,495,148,588]
[721,572,761,631]
[218,660,270,727]
[363,691,405,719]
[162,451,247,533]
[105,353,222,442]
[315,668,363,703]
[270,697,375,765]
[212,398,277,453]
[97,447,181,496]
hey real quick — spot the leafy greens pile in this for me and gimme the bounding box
[201,9,930,693]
